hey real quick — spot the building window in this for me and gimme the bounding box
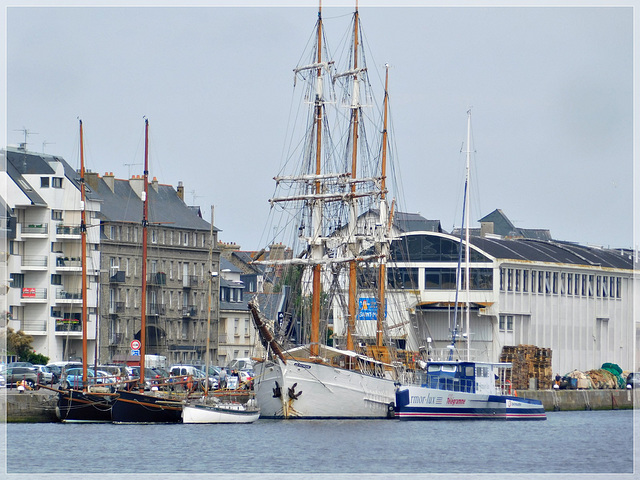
[522,269,528,292]
[151,230,157,244]
[588,275,594,297]
[499,315,514,332]
[514,269,520,292]
[507,269,513,291]
[9,273,24,288]
[52,177,63,188]
[184,233,189,246]
[234,318,239,335]
[616,277,622,299]
[41,177,49,188]
[567,273,573,295]
[51,274,62,285]
[552,272,558,294]
[51,210,63,220]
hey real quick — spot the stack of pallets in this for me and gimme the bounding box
[500,344,552,390]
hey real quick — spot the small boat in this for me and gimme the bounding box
[395,360,546,420]
[182,208,260,424]
[57,119,117,423]
[182,398,260,424]
[395,111,545,421]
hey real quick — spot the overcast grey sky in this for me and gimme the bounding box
[2,0,637,252]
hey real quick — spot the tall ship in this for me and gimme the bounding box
[250,3,408,419]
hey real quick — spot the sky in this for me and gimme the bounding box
[1,0,637,252]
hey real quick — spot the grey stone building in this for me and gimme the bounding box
[85,172,220,366]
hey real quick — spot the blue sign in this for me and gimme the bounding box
[131,349,140,356]
[358,297,386,320]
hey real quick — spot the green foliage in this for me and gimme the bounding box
[25,352,49,365]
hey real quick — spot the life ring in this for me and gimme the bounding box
[505,379,512,395]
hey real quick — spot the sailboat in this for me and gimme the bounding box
[57,119,117,422]
[394,111,546,420]
[182,208,260,424]
[249,3,401,419]
[111,119,184,423]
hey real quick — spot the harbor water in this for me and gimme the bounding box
[5,410,636,480]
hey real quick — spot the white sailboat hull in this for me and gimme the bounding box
[254,358,397,419]
[182,403,260,424]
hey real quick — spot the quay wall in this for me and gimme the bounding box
[0,389,636,422]
[1,390,59,423]
[517,389,636,411]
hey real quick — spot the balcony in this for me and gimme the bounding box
[109,271,125,283]
[21,223,48,237]
[109,333,123,345]
[181,305,198,318]
[20,288,47,302]
[56,224,81,238]
[55,289,82,304]
[55,318,82,334]
[56,257,82,271]
[109,302,125,314]
[148,303,166,316]
[21,255,48,270]
[147,272,167,286]
[21,319,47,333]
[183,275,199,289]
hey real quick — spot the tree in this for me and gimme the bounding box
[4,327,48,364]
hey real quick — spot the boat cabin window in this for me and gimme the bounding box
[427,364,457,374]
[465,366,475,377]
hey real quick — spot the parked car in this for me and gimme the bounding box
[98,365,129,386]
[33,365,57,384]
[46,364,63,380]
[627,372,639,389]
[0,374,6,387]
[60,368,106,390]
[7,362,34,368]
[4,367,41,388]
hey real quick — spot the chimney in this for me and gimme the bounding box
[269,243,286,260]
[84,171,99,191]
[104,172,115,192]
[177,181,184,201]
[151,176,159,192]
[129,174,144,199]
[480,221,494,237]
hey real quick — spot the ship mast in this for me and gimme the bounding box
[309,2,324,358]
[139,118,149,392]
[79,119,88,389]
[376,65,390,347]
[345,1,361,353]
[204,207,214,396]
[464,109,471,361]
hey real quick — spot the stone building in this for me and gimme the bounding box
[85,172,220,366]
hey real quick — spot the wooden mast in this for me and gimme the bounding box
[376,65,390,347]
[346,2,360,353]
[464,109,471,361]
[139,118,149,392]
[310,2,323,358]
[79,119,88,389]
[204,206,214,396]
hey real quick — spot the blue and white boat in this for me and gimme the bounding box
[395,361,546,420]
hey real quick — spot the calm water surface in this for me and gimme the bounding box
[5,410,636,479]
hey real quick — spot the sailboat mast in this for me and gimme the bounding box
[464,109,471,361]
[139,118,149,392]
[346,2,360,353]
[310,2,324,358]
[376,65,389,347]
[79,119,88,388]
[204,206,214,396]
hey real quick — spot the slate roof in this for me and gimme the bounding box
[366,209,443,233]
[469,236,633,270]
[4,149,49,206]
[91,176,213,231]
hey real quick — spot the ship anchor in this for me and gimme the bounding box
[288,383,302,400]
[273,381,282,398]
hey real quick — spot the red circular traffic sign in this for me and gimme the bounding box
[130,340,141,350]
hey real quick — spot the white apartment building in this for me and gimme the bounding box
[2,147,100,363]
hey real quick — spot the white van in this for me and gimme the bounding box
[226,358,254,372]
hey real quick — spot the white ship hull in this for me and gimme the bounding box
[254,358,397,419]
